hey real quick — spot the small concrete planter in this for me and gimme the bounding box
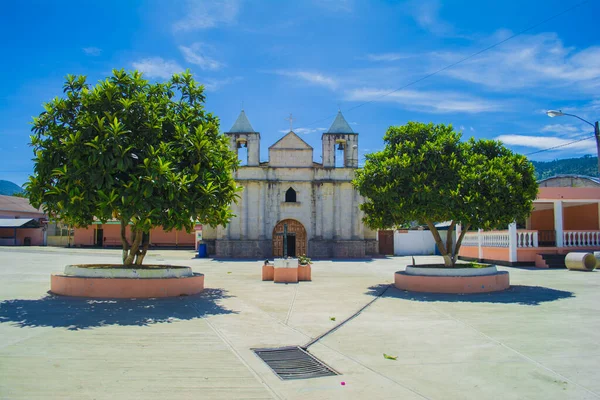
[298,264,312,281]
[565,253,597,271]
[51,264,204,298]
[395,265,509,294]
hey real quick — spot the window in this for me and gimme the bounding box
[285,187,297,203]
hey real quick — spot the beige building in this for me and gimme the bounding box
[202,110,378,258]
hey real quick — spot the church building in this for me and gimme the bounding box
[201,110,378,258]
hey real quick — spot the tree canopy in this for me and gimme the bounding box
[26,69,240,265]
[353,122,538,266]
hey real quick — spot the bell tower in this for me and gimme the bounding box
[322,111,358,168]
[225,110,260,166]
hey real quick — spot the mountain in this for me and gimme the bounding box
[531,156,598,180]
[0,180,24,195]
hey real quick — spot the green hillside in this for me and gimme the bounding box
[531,155,598,180]
[0,180,24,196]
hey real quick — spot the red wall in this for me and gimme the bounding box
[530,209,555,231]
[564,204,599,230]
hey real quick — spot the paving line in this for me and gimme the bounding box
[284,284,299,325]
[192,304,284,400]
[304,284,391,348]
[430,305,600,399]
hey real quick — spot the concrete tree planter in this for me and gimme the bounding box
[51,264,204,298]
[395,264,509,294]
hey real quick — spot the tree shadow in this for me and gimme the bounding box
[0,288,236,330]
[365,284,574,306]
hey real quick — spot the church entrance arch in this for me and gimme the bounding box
[272,219,307,258]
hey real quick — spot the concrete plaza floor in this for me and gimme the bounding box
[0,247,599,400]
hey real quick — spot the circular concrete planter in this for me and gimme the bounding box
[395,265,509,294]
[64,264,193,279]
[51,264,204,298]
[405,265,498,277]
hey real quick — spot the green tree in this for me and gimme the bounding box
[353,122,538,267]
[27,70,240,265]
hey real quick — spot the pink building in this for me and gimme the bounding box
[74,222,195,248]
[459,175,600,267]
[0,195,46,246]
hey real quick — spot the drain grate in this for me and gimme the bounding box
[253,346,338,380]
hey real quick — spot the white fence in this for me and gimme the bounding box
[564,231,600,247]
[462,230,538,248]
[393,230,455,256]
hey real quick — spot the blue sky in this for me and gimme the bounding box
[1,0,599,186]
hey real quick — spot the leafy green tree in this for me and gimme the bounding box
[27,70,240,265]
[353,122,538,267]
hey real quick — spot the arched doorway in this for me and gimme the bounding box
[272,219,307,258]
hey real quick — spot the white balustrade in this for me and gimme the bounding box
[460,230,540,248]
[563,231,600,247]
[516,230,538,248]
[481,231,510,248]
[462,232,479,247]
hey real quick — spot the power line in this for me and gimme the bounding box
[525,133,595,156]
[295,0,592,130]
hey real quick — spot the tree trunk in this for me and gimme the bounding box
[120,219,130,264]
[134,239,150,265]
[453,224,471,263]
[123,229,143,266]
[425,220,453,267]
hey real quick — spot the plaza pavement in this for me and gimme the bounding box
[0,246,599,400]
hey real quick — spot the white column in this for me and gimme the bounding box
[554,200,564,247]
[508,222,517,263]
[477,228,483,260]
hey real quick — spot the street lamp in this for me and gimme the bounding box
[546,110,600,174]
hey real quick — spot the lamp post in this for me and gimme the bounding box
[546,110,600,174]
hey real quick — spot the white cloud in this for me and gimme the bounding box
[439,32,600,92]
[278,127,327,135]
[173,0,240,32]
[345,87,506,114]
[496,134,595,154]
[470,127,475,132]
[179,43,223,70]
[365,53,412,62]
[540,123,591,138]
[272,70,337,90]
[405,0,467,38]
[132,57,183,79]
[83,47,102,56]
[202,76,242,91]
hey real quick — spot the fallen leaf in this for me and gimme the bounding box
[383,353,398,360]
[330,317,336,321]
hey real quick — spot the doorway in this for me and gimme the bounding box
[286,235,296,257]
[95,228,104,247]
[272,219,307,258]
[378,230,394,255]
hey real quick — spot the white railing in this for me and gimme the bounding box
[461,230,538,248]
[516,230,538,248]
[462,232,479,247]
[481,231,510,248]
[563,231,600,247]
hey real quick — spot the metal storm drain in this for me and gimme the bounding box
[253,346,338,380]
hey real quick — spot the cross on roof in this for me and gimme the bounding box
[285,113,295,132]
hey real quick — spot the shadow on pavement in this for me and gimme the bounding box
[365,284,574,306]
[0,288,236,330]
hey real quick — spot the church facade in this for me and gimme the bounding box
[201,110,378,258]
